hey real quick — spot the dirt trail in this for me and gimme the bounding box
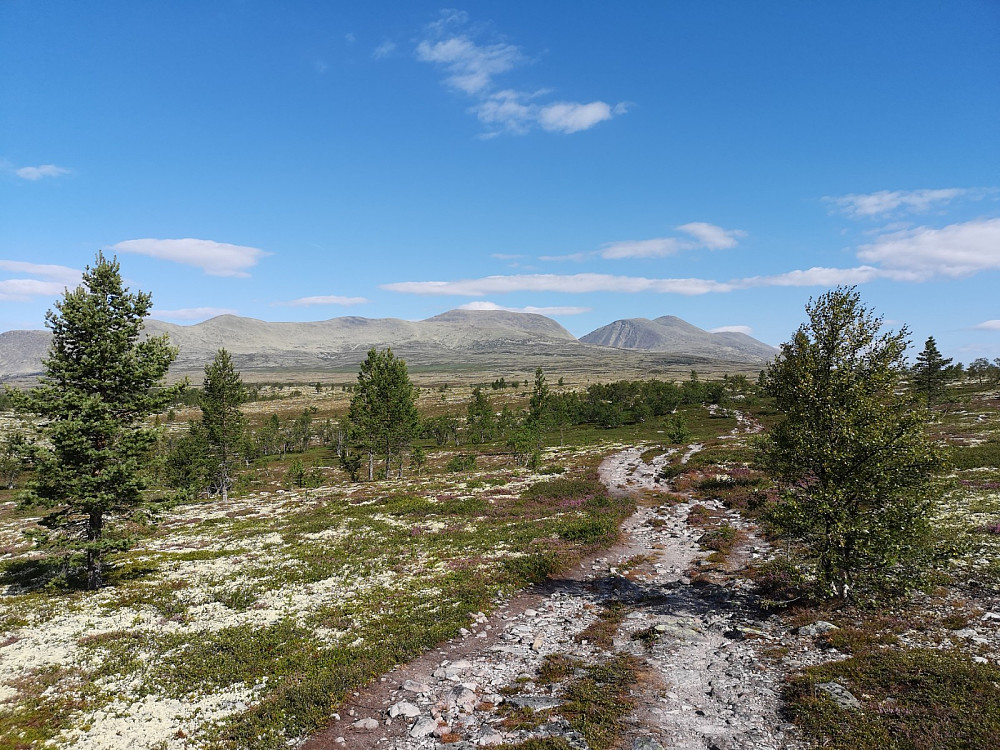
[303,431,799,750]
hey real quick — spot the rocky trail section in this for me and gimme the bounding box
[303,428,801,750]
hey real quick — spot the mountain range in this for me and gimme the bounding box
[0,310,778,380]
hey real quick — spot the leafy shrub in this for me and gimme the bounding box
[698,523,739,553]
[785,648,1000,750]
[749,555,809,602]
[445,453,476,473]
[950,441,1000,469]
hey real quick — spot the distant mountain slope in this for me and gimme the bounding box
[0,310,581,378]
[0,309,773,379]
[580,315,778,362]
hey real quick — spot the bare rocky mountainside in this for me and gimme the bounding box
[580,316,779,362]
[0,310,775,380]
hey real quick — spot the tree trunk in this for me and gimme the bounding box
[367,450,374,482]
[87,509,104,590]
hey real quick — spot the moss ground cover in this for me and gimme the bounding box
[0,442,631,750]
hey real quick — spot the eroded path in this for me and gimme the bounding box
[303,440,800,750]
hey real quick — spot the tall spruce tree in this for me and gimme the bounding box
[757,287,943,601]
[200,348,247,502]
[911,336,953,405]
[347,348,419,480]
[18,253,180,589]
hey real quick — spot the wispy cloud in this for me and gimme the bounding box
[373,39,397,59]
[589,222,747,260]
[383,273,737,296]
[0,260,80,285]
[273,295,369,307]
[416,11,624,136]
[824,187,994,218]
[383,266,894,299]
[457,300,590,315]
[677,222,746,249]
[599,238,683,260]
[0,260,81,301]
[152,307,238,321]
[14,164,72,181]
[109,238,269,278]
[416,35,522,95]
[491,253,525,260]
[0,279,72,301]
[710,325,753,335]
[739,265,887,288]
[972,320,1000,331]
[857,218,1000,280]
[539,251,596,262]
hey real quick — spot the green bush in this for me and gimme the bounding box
[445,453,477,473]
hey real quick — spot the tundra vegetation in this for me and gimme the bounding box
[0,279,998,749]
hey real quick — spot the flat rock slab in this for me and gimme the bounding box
[505,695,565,711]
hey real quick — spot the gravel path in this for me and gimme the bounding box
[302,438,801,750]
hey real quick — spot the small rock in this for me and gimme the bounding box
[633,736,665,750]
[449,686,479,713]
[799,621,839,637]
[401,679,430,694]
[410,717,438,738]
[973,656,989,664]
[505,695,564,711]
[524,609,538,617]
[531,636,545,652]
[388,701,421,719]
[815,681,861,710]
[479,729,504,746]
[334,738,345,745]
[352,718,379,731]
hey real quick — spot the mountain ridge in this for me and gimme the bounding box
[0,309,773,379]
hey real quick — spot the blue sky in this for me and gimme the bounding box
[2,1,999,361]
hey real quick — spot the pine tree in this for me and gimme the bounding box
[347,348,419,480]
[466,386,494,443]
[200,348,247,502]
[528,367,551,427]
[757,287,943,601]
[17,253,180,589]
[911,336,953,405]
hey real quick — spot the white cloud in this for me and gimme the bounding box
[382,273,737,296]
[272,295,369,307]
[740,265,888,288]
[152,307,238,321]
[857,218,1000,280]
[824,188,992,218]
[539,251,596,262]
[0,259,81,301]
[600,238,683,260]
[598,222,745,259]
[373,40,397,59]
[0,260,80,285]
[15,164,71,180]
[972,320,1000,331]
[538,101,614,134]
[416,36,522,95]
[677,222,746,249]
[383,219,1000,301]
[109,238,269,278]
[491,253,524,260]
[710,325,753,335]
[0,279,70,301]
[416,14,624,136]
[457,300,590,315]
